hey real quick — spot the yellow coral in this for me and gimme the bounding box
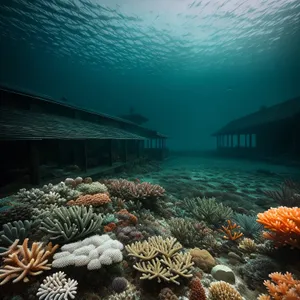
[125,236,193,285]
[208,281,243,300]
[257,206,300,248]
[238,238,257,253]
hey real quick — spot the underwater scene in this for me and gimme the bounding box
[1,0,300,300]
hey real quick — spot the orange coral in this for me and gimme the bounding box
[0,239,59,285]
[257,206,300,249]
[189,277,206,300]
[258,272,300,300]
[117,209,138,226]
[220,220,243,241]
[67,193,111,206]
[104,222,117,232]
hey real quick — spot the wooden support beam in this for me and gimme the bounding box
[237,134,240,147]
[108,139,113,166]
[136,140,141,158]
[29,141,40,185]
[74,140,87,172]
[122,140,128,162]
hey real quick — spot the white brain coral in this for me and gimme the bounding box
[52,234,123,270]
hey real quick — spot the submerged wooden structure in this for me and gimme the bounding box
[0,86,168,189]
[212,96,300,161]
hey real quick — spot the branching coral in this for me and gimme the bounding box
[183,197,233,225]
[103,179,165,202]
[126,236,194,285]
[220,220,243,241]
[76,182,108,195]
[15,182,80,211]
[0,238,59,285]
[257,206,300,249]
[168,218,209,248]
[258,272,300,300]
[208,281,243,300]
[37,271,78,300]
[67,193,111,206]
[40,206,103,243]
[116,209,138,226]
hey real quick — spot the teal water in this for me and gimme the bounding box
[1,0,300,149]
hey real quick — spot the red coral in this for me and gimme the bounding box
[104,222,117,232]
[220,220,243,241]
[67,193,111,206]
[117,209,138,226]
[189,277,206,300]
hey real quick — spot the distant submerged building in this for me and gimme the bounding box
[119,106,149,125]
[0,86,168,195]
[212,96,300,163]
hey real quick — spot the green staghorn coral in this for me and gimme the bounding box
[0,220,34,253]
[40,206,103,243]
[168,218,206,248]
[183,197,233,225]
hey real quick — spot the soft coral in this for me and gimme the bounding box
[258,272,300,300]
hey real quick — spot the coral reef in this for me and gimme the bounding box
[0,161,299,300]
